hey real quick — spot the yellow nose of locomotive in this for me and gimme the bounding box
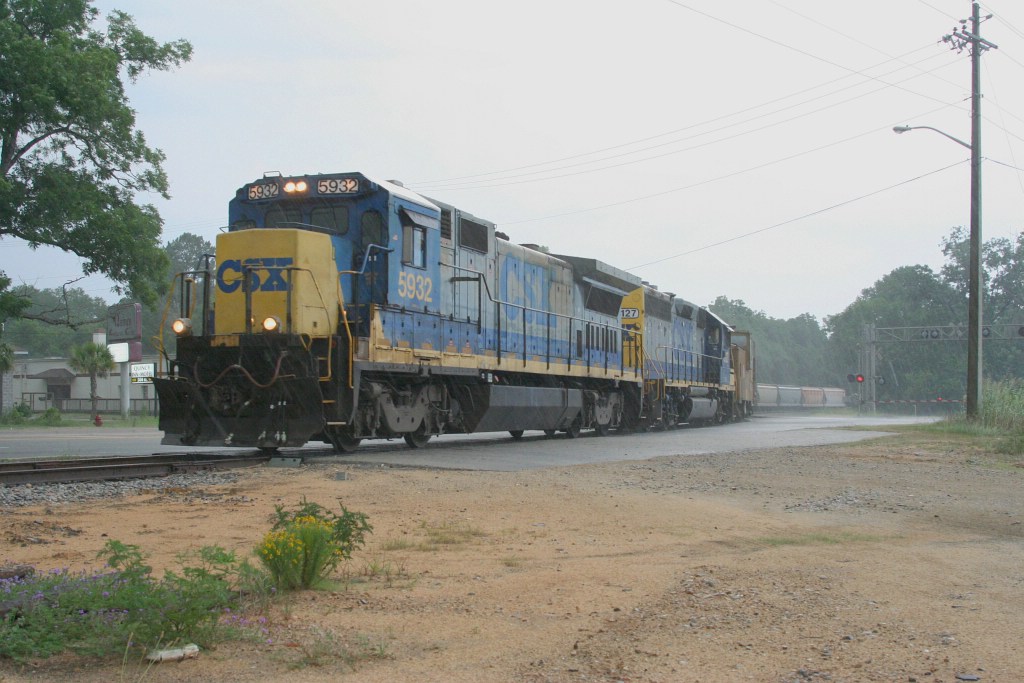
[213,229,339,337]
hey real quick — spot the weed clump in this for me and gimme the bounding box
[1,498,371,664]
[258,498,372,590]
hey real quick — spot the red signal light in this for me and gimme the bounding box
[855,374,865,383]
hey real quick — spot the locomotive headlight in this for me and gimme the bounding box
[261,316,282,333]
[171,318,193,336]
[283,180,308,194]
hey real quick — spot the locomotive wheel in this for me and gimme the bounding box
[543,429,557,438]
[509,430,525,440]
[329,430,362,454]
[595,423,610,437]
[404,426,431,449]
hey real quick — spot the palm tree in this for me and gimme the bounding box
[68,342,116,417]
[0,343,12,374]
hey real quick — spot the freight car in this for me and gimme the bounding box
[154,172,753,452]
[756,384,847,409]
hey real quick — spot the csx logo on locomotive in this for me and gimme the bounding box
[216,257,295,293]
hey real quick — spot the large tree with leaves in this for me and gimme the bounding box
[3,283,110,356]
[0,272,30,370]
[0,0,193,311]
[825,227,1023,401]
[708,297,832,386]
[139,232,214,356]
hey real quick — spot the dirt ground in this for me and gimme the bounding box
[1,427,1022,683]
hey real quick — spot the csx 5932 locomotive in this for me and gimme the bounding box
[154,172,754,452]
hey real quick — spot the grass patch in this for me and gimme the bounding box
[833,418,1023,465]
[500,555,523,568]
[758,531,887,547]
[1,499,372,665]
[379,537,416,552]
[915,379,1024,456]
[358,555,408,585]
[0,541,245,662]
[275,626,393,671]
[420,520,486,546]
[0,412,159,429]
[401,520,488,551]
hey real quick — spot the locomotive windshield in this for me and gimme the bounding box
[230,174,373,235]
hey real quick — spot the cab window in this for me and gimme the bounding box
[361,211,385,249]
[265,206,301,228]
[311,205,349,234]
[400,208,435,269]
[406,226,426,268]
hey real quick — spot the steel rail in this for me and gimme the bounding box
[0,453,271,487]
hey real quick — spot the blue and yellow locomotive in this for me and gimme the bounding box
[154,172,753,452]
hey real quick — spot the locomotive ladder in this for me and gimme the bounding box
[271,265,356,428]
[319,289,357,427]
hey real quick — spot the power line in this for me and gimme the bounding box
[916,0,961,21]
[988,158,1024,172]
[767,0,965,91]
[983,59,1024,206]
[416,2,970,192]
[501,108,964,226]
[413,56,965,193]
[411,42,952,188]
[980,2,1024,41]
[662,0,963,103]
[628,160,969,271]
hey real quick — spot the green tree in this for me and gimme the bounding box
[0,272,31,371]
[138,232,215,356]
[68,340,114,416]
[0,340,12,373]
[2,284,109,356]
[940,228,1024,387]
[940,227,1024,321]
[825,263,968,401]
[708,297,830,386]
[0,1,193,308]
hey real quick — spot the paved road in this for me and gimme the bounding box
[0,413,935,472]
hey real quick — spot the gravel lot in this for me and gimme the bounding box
[1,427,1021,682]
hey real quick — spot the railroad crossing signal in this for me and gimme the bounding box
[877,324,1024,343]
[847,373,865,383]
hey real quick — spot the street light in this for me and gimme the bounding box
[892,117,983,419]
[892,125,969,150]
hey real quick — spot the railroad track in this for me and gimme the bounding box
[0,453,272,487]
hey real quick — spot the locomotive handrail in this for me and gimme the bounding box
[446,263,639,378]
[338,243,395,278]
[652,344,729,385]
[652,344,702,384]
[337,243,393,366]
[238,264,337,382]
[157,268,213,377]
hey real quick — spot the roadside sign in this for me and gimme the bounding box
[130,362,155,384]
[107,303,142,343]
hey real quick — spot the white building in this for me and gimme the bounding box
[1,354,159,415]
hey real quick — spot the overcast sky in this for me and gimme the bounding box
[3,0,1023,321]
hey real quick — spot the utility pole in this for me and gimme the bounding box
[943,3,997,419]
